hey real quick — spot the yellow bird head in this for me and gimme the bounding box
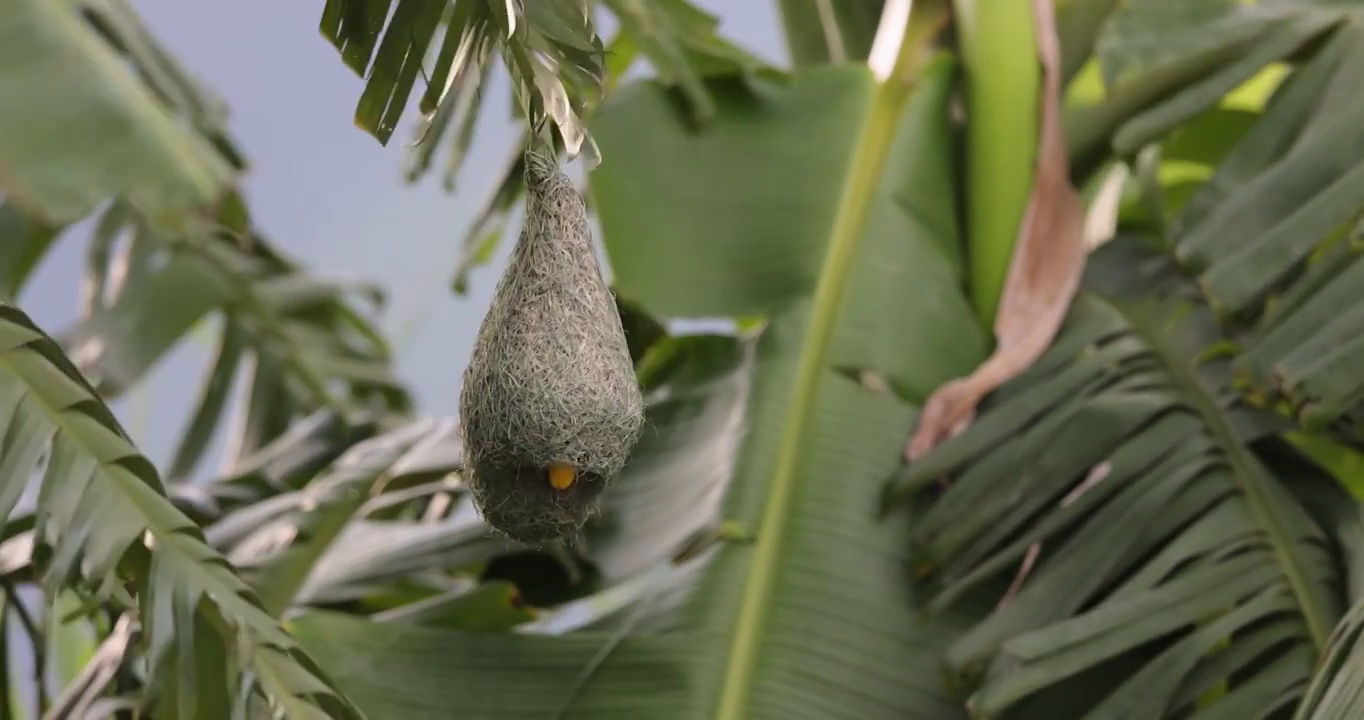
[547,461,577,491]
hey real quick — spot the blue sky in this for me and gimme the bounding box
[21,2,788,477]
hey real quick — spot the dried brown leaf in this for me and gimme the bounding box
[906,0,1088,460]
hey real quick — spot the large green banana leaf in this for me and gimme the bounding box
[0,0,241,226]
[289,53,992,719]
[775,0,887,67]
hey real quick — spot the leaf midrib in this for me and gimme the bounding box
[1109,298,1334,648]
[712,33,938,720]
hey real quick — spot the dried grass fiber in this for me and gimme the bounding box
[459,151,644,544]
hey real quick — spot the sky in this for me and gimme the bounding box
[20,1,789,477]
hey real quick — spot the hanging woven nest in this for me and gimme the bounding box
[459,151,645,544]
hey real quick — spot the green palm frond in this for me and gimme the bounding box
[0,0,241,228]
[1088,12,1364,456]
[55,199,409,482]
[321,0,767,154]
[0,302,362,718]
[1297,584,1364,719]
[1171,21,1364,441]
[889,14,1364,716]
[321,0,604,154]
[160,407,380,531]
[1066,0,1355,183]
[214,417,513,614]
[891,280,1348,718]
[316,0,774,293]
[0,204,65,301]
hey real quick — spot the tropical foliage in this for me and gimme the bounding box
[2,0,1364,718]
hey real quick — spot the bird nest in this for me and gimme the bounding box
[459,151,645,544]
